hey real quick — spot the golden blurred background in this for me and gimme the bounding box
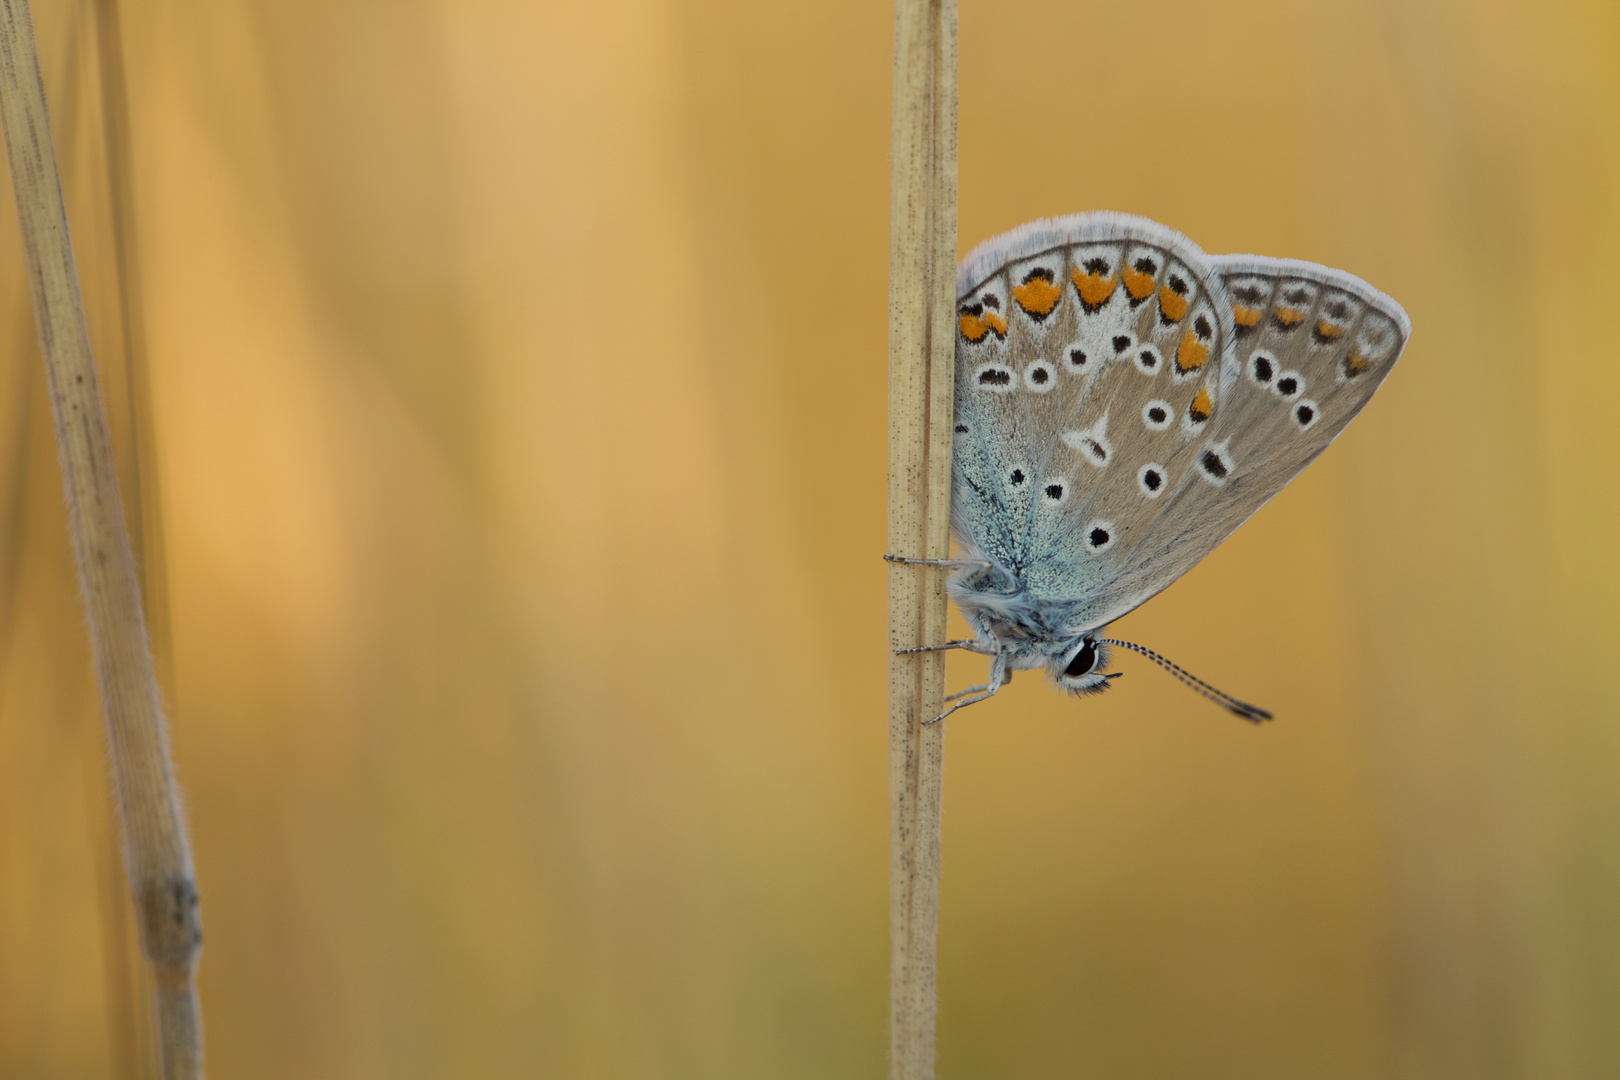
[1,0,1617,1076]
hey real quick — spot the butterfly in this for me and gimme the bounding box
[891,212,1410,723]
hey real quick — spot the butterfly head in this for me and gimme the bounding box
[1050,635,1121,696]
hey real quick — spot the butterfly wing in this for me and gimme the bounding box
[951,213,1234,623]
[1078,254,1412,629]
[950,213,1410,638]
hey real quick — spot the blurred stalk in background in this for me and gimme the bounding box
[0,0,199,1075]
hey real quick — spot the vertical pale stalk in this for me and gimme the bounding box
[886,0,956,1076]
[0,1,204,1077]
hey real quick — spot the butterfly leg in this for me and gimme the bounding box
[945,683,988,701]
[944,667,1011,702]
[924,653,1008,725]
[894,639,986,655]
[883,553,992,571]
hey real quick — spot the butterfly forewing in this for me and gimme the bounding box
[1093,255,1411,627]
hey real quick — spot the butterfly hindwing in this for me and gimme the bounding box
[952,214,1232,619]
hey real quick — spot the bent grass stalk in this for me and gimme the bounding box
[0,0,203,1076]
[886,0,955,1076]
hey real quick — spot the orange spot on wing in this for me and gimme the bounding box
[1157,286,1189,322]
[1122,266,1156,300]
[1013,276,1062,317]
[1070,268,1117,307]
[1274,307,1305,329]
[958,312,1007,343]
[1233,305,1262,327]
[1176,331,1208,373]
[1344,350,1371,376]
[1315,320,1344,339]
[1188,387,1213,423]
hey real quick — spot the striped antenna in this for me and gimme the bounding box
[1097,638,1273,723]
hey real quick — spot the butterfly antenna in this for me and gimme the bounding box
[1096,638,1273,723]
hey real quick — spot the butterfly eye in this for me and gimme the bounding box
[1064,640,1099,678]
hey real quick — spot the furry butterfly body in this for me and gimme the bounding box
[934,212,1409,715]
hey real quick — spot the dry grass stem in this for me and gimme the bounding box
[91,0,170,687]
[89,4,171,1065]
[886,0,956,1076]
[0,0,202,1075]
